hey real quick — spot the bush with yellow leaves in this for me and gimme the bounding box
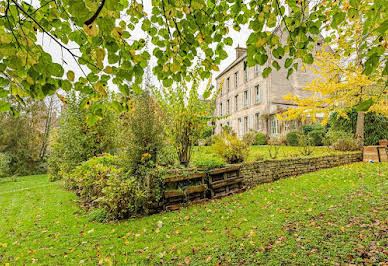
[212,132,249,164]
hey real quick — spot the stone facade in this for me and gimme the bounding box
[214,29,328,137]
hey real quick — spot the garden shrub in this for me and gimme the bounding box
[48,93,119,181]
[0,153,11,177]
[194,157,226,170]
[286,131,302,146]
[201,126,213,140]
[242,130,256,145]
[212,132,249,164]
[328,110,388,145]
[119,92,166,170]
[134,163,165,214]
[308,129,326,146]
[323,130,353,146]
[302,123,327,135]
[66,155,145,220]
[298,135,314,156]
[268,134,287,145]
[254,132,267,145]
[204,136,213,146]
[332,136,361,151]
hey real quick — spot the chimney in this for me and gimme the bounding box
[235,45,247,59]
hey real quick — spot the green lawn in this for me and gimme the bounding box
[192,145,355,163]
[1,163,387,264]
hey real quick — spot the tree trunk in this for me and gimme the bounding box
[355,111,364,147]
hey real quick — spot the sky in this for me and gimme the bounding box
[38,0,253,94]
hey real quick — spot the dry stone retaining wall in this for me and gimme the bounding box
[163,152,362,210]
[240,153,362,188]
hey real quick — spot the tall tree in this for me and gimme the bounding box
[278,49,387,145]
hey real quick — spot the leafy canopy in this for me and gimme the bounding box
[0,0,387,116]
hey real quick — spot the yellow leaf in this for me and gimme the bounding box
[56,93,68,104]
[83,24,99,37]
[211,65,220,71]
[67,71,75,82]
[111,27,123,39]
[104,66,113,74]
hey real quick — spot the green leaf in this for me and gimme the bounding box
[0,77,9,87]
[224,37,233,46]
[262,67,272,78]
[258,54,268,65]
[287,68,294,79]
[354,98,374,112]
[67,71,75,82]
[383,61,388,76]
[0,89,8,98]
[375,19,388,34]
[141,19,151,31]
[363,54,379,75]
[0,101,11,112]
[331,11,345,29]
[302,53,314,64]
[163,78,173,87]
[272,61,280,71]
[285,58,293,68]
[309,26,319,35]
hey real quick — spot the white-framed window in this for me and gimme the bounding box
[285,120,297,131]
[243,90,249,107]
[255,112,262,131]
[255,85,262,103]
[234,71,239,88]
[271,117,279,134]
[227,77,230,92]
[238,118,243,136]
[235,95,239,111]
[219,102,223,116]
[227,99,230,114]
[255,64,260,76]
[244,116,249,134]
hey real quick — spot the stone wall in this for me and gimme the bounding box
[240,152,362,188]
[163,152,362,210]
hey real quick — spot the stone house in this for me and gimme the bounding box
[214,30,326,137]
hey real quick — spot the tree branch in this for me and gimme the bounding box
[84,0,105,25]
[10,0,101,80]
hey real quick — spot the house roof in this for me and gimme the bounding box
[215,24,329,81]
